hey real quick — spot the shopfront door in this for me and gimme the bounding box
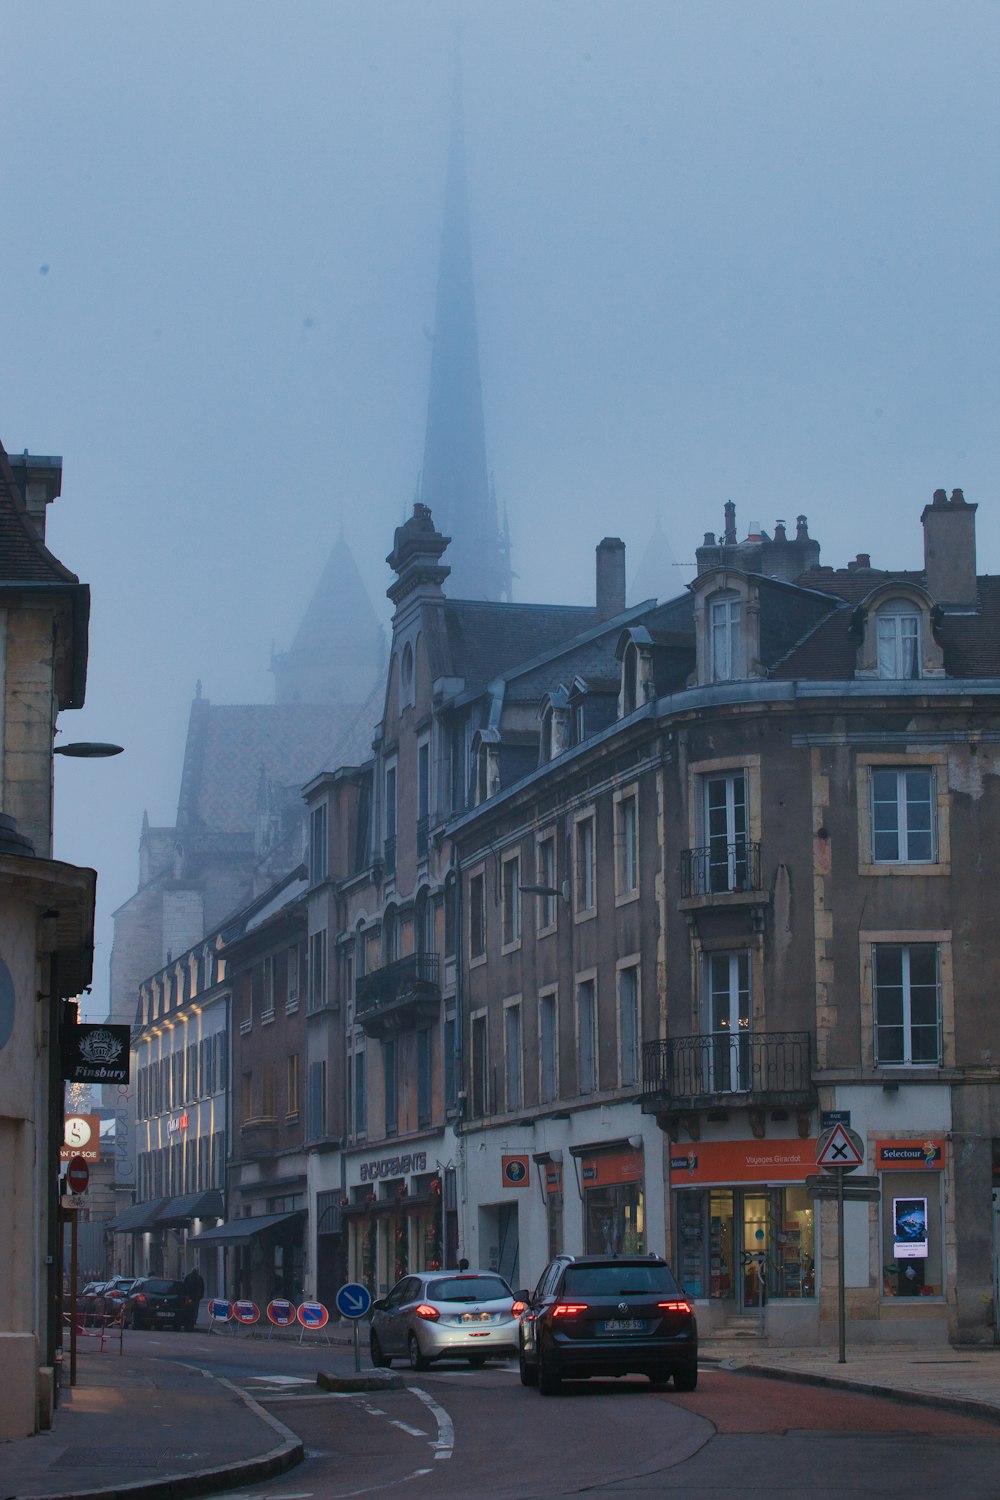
[740,1192,770,1311]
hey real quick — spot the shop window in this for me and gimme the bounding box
[881,1172,942,1297]
[873,943,941,1066]
[674,1187,815,1301]
[504,1001,523,1111]
[584,1178,644,1256]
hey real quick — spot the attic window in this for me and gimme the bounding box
[876,601,920,680]
[710,594,742,682]
[622,642,639,716]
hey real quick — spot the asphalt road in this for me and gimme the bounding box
[136,1331,1000,1499]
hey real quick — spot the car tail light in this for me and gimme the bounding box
[511,1300,526,1316]
[182,1295,194,1307]
[657,1300,692,1313]
[415,1304,440,1321]
[134,1294,147,1306]
[552,1303,588,1317]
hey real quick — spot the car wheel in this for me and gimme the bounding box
[467,1355,487,1368]
[519,1353,538,1387]
[672,1366,698,1392]
[538,1354,562,1396]
[370,1330,392,1369]
[408,1333,430,1372]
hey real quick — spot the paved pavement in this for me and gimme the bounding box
[5,1331,1000,1500]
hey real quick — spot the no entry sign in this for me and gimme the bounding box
[66,1156,90,1194]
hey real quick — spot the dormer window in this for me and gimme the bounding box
[876,601,920,680]
[622,642,639,716]
[710,594,742,682]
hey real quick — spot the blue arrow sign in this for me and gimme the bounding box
[336,1281,372,1319]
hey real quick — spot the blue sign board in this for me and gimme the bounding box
[336,1282,372,1319]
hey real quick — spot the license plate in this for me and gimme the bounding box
[460,1312,491,1323]
[602,1319,644,1332]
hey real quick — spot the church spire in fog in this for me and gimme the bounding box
[418,70,512,602]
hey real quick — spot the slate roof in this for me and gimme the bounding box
[0,439,79,584]
[440,600,601,686]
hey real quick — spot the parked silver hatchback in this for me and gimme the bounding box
[369,1270,524,1370]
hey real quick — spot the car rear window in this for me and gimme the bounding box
[561,1264,681,1296]
[427,1276,511,1302]
[141,1279,181,1294]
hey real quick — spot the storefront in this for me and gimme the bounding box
[344,1146,448,1296]
[572,1142,645,1256]
[671,1139,817,1311]
[876,1137,945,1300]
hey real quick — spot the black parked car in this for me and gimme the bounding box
[123,1277,197,1331]
[518,1253,698,1395]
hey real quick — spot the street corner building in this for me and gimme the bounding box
[0,441,96,1438]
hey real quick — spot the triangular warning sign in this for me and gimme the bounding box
[817,1123,864,1168]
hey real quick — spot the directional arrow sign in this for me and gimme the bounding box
[816,1123,865,1171]
[335,1281,372,1320]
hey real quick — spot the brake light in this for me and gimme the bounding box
[552,1303,588,1317]
[657,1300,692,1313]
[511,1300,526,1316]
[415,1304,440,1321]
[134,1294,147,1306]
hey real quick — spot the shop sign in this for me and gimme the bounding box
[61,1113,101,1162]
[669,1138,818,1187]
[502,1154,530,1188]
[876,1139,944,1170]
[61,1023,131,1084]
[360,1150,427,1182]
[167,1111,190,1135]
[578,1147,643,1187]
[544,1162,563,1195]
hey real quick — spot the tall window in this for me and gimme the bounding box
[539,990,558,1103]
[309,802,328,884]
[505,1002,522,1111]
[574,814,596,915]
[353,1049,367,1136]
[309,930,327,1011]
[876,602,920,679]
[615,790,639,897]
[710,594,742,682]
[262,1061,276,1119]
[471,1014,489,1117]
[444,1015,457,1111]
[502,853,522,948]
[417,1028,432,1127]
[702,770,749,893]
[703,951,751,1092]
[871,768,934,863]
[874,943,941,1065]
[307,1060,326,1139]
[383,1038,398,1134]
[537,833,558,931]
[577,978,597,1094]
[417,740,430,857]
[383,763,397,875]
[619,966,640,1086]
[286,1054,299,1116]
[469,871,486,961]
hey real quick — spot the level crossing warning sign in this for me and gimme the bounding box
[816,1123,865,1170]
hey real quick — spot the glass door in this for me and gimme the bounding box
[740,1191,770,1311]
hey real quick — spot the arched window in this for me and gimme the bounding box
[876,599,920,680]
[709,592,742,682]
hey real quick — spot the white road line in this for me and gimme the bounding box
[389,1421,428,1438]
[409,1386,454,1461]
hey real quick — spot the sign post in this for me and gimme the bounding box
[814,1123,867,1365]
[335,1282,372,1373]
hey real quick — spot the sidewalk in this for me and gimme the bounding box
[1,1344,303,1500]
[702,1339,1000,1424]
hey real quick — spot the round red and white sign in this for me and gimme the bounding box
[66,1156,90,1194]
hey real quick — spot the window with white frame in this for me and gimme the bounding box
[710,593,742,682]
[309,930,327,1011]
[873,943,941,1065]
[307,1060,327,1139]
[470,1012,489,1116]
[469,870,486,962]
[574,812,596,916]
[310,802,328,884]
[505,1001,523,1111]
[286,1054,299,1117]
[577,977,597,1094]
[536,833,558,933]
[871,767,935,863]
[615,788,639,899]
[702,950,751,1092]
[539,989,558,1103]
[876,601,920,680]
[619,964,640,1087]
[502,852,522,949]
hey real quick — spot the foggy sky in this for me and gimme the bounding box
[2,1,997,1016]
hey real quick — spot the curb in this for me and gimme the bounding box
[13,1378,305,1500]
[731,1361,1000,1427]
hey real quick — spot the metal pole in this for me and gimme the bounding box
[837,1168,846,1364]
[69,1204,78,1386]
[354,1319,361,1374]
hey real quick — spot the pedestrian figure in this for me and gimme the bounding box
[183,1266,205,1324]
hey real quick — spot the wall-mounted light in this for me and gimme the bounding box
[53,742,124,758]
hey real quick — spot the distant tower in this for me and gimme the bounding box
[271,526,385,705]
[418,74,512,602]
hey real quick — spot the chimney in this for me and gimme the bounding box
[921,488,978,607]
[596,537,626,620]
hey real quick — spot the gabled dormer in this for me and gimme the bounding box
[690,570,763,686]
[538,688,570,765]
[853,581,944,680]
[616,627,655,716]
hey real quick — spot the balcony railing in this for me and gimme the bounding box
[642,1032,813,1109]
[355,951,441,1039]
[680,839,762,898]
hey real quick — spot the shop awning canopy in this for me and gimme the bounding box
[106,1197,171,1234]
[190,1210,304,1246]
[154,1189,225,1226]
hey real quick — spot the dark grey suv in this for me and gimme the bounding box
[518,1253,697,1395]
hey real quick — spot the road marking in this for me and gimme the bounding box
[248,1375,314,1386]
[390,1421,428,1438]
[409,1386,454,1461]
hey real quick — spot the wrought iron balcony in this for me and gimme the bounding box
[355,951,441,1039]
[641,1032,813,1111]
[680,839,762,899]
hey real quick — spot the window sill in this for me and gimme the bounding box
[286,997,300,1015]
[239,1019,252,1035]
[615,888,640,908]
[261,1008,276,1026]
[859,862,950,878]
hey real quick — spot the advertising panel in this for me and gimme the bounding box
[893,1197,929,1259]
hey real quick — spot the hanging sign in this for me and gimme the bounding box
[501,1154,530,1188]
[62,1114,101,1162]
[61,1024,131,1085]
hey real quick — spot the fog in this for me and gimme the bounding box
[2,1,997,1014]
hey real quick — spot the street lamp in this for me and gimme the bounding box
[53,743,124,757]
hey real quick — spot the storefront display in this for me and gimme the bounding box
[572,1144,645,1256]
